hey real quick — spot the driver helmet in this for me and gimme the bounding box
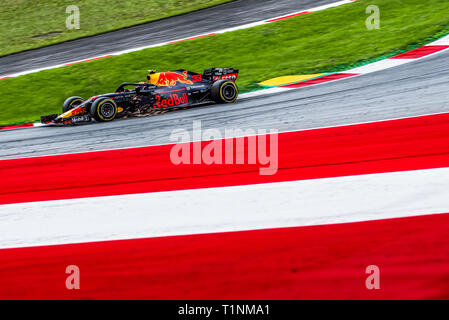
[147,69,156,81]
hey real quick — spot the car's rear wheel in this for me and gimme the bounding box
[90,97,118,122]
[62,96,85,113]
[211,80,238,103]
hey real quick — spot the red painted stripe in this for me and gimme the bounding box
[0,212,448,299]
[265,11,309,23]
[63,55,115,66]
[0,76,11,80]
[167,33,217,44]
[389,45,449,59]
[0,123,34,131]
[282,73,359,88]
[2,113,449,205]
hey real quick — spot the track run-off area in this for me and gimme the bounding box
[1,0,449,299]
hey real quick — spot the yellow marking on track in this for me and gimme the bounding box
[258,74,325,87]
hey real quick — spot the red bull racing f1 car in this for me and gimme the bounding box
[41,68,239,125]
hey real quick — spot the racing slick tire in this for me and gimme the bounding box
[62,96,85,113]
[90,97,118,122]
[211,80,238,104]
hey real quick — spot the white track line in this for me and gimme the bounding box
[432,36,449,45]
[340,59,413,74]
[1,167,449,249]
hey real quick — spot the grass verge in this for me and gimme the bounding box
[0,0,234,57]
[1,0,449,126]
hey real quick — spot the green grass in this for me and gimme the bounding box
[0,0,234,57]
[1,0,449,126]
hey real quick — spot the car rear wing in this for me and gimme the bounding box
[203,68,239,82]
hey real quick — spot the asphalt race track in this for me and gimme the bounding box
[0,0,334,77]
[1,48,449,159]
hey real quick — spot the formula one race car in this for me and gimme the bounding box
[41,68,239,125]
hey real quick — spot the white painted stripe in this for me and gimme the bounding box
[431,34,449,45]
[340,59,413,74]
[239,86,292,98]
[215,22,269,34]
[0,167,448,249]
[307,0,354,12]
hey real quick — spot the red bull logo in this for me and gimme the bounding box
[149,70,193,87]
[154,92,189,108]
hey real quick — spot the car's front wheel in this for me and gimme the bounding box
[62,96,85,113]
[90,97,118,122]
[211,80,238,103]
